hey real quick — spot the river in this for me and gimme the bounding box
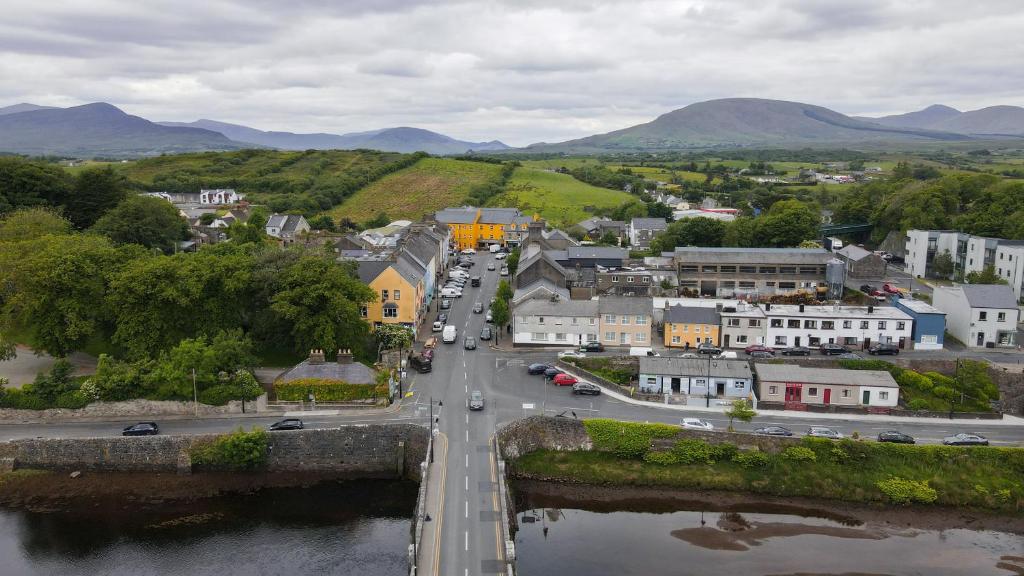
[0,479,417,576]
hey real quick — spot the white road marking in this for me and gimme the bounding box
[465,453,469,468]
[465,530,469,551]
[465,500,468,518]
[465,475,468,490]
[465,429,469,442]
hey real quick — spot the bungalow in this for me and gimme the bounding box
[755,363,899,408]
[266,214,311,243]
[638,356,753,399]
[278,349,376,385]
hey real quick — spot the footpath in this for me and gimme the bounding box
[416,432,447,576]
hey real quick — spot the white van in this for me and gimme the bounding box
[440,287,462,298]
[489,244,501,253]
[442,325,457,343]
[629,347,660,357]
[827,237,844,251]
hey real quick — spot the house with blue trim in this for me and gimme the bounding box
[893,298,945,350]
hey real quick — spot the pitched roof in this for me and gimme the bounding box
[434,207,479,224]
[567,246,628,260]
[754,364,899,388]
[514,297,598,317]
[666,305,721,325]
[356,260,391,284]
[598,296,653,315]
[394,252,425,285]
[837,244,876,261]
[279,359,376,385]
[639,357,752,379]
[960,284,1018,309]
[512,279,570,304]
[631,217,668,230]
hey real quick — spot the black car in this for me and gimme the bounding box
[754,426,793,437]
[464,336,477,350]
[543,366,562,378]
[579,341,604,352]
[479,326,493,341]
[781,346,811,356]
[410,354,432,373]
[820,343,850,355]
[697,344,723,355]
[859,284,875,294]
[749,350,774,359]
[269,418,304,431]
[122,422,159,436]
[877,430,915,444]
[471,276,481,287]
[869,343,900,356]
[943,433,989,446]
[527,363,550,375]
[572,382,601,396]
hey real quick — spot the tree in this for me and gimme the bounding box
[490,298,509,343]
[363,212,390,229]
[376,323,412,359]
[724,398,757,432]
[0,207,72,242]
[965,265,1008,285]
[646,202,673,219]
[0,157,73,214]
[753,199,820,247]
[65,166,127,229]
[931,250,954,278]
[597,231,619,246]
[92,195,189,252]
[496,279,513,303]
[30,358,76,403]
[144,329,257,399]
[505,247,521,276]
[308,214,336,232]
[651,217,727,252]
[200,213,217,225]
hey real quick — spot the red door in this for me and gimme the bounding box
[823,389,831,405]
[785,384,802,402]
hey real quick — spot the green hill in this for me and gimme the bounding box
[492,167,634,227]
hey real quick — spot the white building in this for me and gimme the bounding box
[200,189,242,205]
[993,242,1024,301]
[905,230,1024,301]
[265,214,311,242]
[761,303,913,350]
[932,284,1019,348]
[513,297,599,347]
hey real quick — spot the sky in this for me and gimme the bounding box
[1,0,1022,146]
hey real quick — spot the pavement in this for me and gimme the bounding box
[0,346,97,387]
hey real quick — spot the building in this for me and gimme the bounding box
[993,241,1024,301]
[761,303,913,350]
[932,284,1019,348]
[512,296,599,347]
[628,218,668,249]
[595,267,664,296]
[638,357,752,398]
[577,217,626,242]
[719,303,767,349]
[143,189,244,206]
[356,254,426,335]
[663,305,720,348]
[671,209,737,222]
[278,349,376,386]
[265,214,310,242]
[434,206,532,250]
[904,230,1024,299]
[755,364,899,408]
[598,296,654,348]
[836,245,887,279]
[893,299,946,350]
[665,247,831,297]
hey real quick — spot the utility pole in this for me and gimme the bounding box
[429,396,434,463]
[192,368,198,417]
[705,353,712,408]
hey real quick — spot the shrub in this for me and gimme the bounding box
[876,476,938,504]
[671,439,716,464]
[897,370,934,392]
[199,385,244,406]
[924,371,956,389]
[55,390,89,409]
[711,442,739,462]
[0,389,49,410]
[732,451,770,468]
[906,398,931,411]
[829,447,849,463]
[932,386,956,401]
[273,378,381,402]
[584,419,678,459]
[642,451,679,465]
[781,446,817,462]
[190,428,268,471]
[838,359,903,377]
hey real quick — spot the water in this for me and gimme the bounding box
[516,498,1024,576]
[0,480,417,576]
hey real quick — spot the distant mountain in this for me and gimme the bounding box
[158,119,510,155]
[0,103,246,157]
[863,104,1024,136]
[525,98,969,153]
[0,103,57,116]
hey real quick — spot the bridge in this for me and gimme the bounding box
[820,222,873,237]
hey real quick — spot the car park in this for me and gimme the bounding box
[579,341,604,352]
[943,433,989,446]
[744,345,773,355]
[269,418,304,431]
[479,326,493,340]
[697,344,722,355]
[749,350,774,359]
[780,346,811,356]
[806,426,843,439]
[468,390,484,411]
[572,382,601,395]
[552,373,578,386]
[528,363,551,375]
[473,302,484,313]
[754,426,793,436]
[869,343,900,355]
[543,366,563,378]
[464,336,477,350]
[558,350,586,359]
[122,422,159,436]
[820,343,850,355]
[680,418,714,431]
[877,430,915,444]
[440,299,451,310]
[432,321,444,332]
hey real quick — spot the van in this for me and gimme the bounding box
[489,244,500,253]
[442,325,457,343]
[410,354,432,373]
[629,347,659,357]
[715,351,738,359]
[440,287,462,298]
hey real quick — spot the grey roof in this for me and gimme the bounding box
[754,364,899,388]
[394,253,425,285]
[895,299,945,315]
[567,246,628,260]
[640,357,752,380]
[267,213,306,233]
[666,305,721,325]
[401,230,440,265]
[666,246,830,264]
[512,279,570,304]
[479,208,521,224]
[598,296,653,315]
[434,207,478,224]
[280,359,376,385]
[517,249,568,279]
[961,284,1018,309]
[631,217,668,230]
[514,297,598,317]
[356,260,391,284]
[837,245,876,261]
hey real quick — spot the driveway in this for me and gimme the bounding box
[0,346,97,387]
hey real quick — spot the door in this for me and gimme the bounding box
[976,332,985,346]
[785,384,802,402]
[863,337,870,350]
[823,389,831,404]
[724,334,730,348]
[716,381,726,397]
[862,390,870,405]
[671,377,682,394]
[795,336,801,346]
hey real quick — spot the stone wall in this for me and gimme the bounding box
[0,398,254,422]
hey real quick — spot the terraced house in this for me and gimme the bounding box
[663,305,721,348]
[598,296,654,348]
[356,254,426,334]
[434,206,534,250]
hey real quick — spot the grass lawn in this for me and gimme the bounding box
[326,157,504,223]
[492,167,634,228]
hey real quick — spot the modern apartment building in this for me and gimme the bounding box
[664,247,832,297]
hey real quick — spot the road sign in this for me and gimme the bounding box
[522,403,535,410]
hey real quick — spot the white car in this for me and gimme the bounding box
[494,252,507,260]
[680,418,714,431]
[461,248,476,255]
[432,321,444,332]
[558,351,586,360]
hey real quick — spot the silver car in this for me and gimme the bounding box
[469,390,484,411]
[806,426,843,439]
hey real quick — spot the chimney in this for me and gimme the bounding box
[337,349,353,364]
[868,305,874,314]
[309,349,325,365]
[799,304,805,313]
[765,303,771,311]
[716,302,724,313]
[527,220,545,245]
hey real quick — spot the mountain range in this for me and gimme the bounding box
[862,104,1024,136]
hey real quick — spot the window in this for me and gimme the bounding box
[768,386,778,395]
[774,336,787,345]
[736,335,748,343]
[702,265,718,273]
[360,305,368,317]
[681,324,688,332]
[636,315,646,325]
[626,276,634,283]
[778,282,796,289]
[611,275,619,283]
[860,321,869,329]
[604,331,615,341]
[843,320,852,329]
[642,277,651,283]
[680,265,698,273]
[842,389,850,398]
[879,391,889,400]
[532,333,548,341]
[590,318,597,326]
[804,320,817,329]
[586,333,598,342]
[635,333,647,343]
[998,312,1007,322]
[739,281,755,289]
[787,319,800,328]
[844,337,857,345]
[770,319,783,328]
[739,265,757,274]
[876,321,885,330]
[748,319,761,328]
[728,318,740,327]
[720,266,737,273]
[799,266,820,274]
[979,311,987,321]
[383,307,398,318]
[808,387,818,397]
[620,332,629,344]
[779,266,796,274]
[621,315,631,325]
[604,314,616,324]
[759,266,777,274]
[538,316,545,325]
[393,290,401,300]
[381,289,389,301]
[555,333,567,341]
[822,321,834,330]
[671,336,680,344]
[646,377,657,387]
[897,321,905,330]
[571,317,579,325]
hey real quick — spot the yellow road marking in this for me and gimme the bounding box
[432,433,448,576]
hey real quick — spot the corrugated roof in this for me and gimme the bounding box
[666,246,831,265]
[640,357,752,379]
[666,305,721,325]
[754,364,899,388]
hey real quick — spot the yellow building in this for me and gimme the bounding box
[664,305,721,349]
[434,207,530,250]
[357,256,426,333]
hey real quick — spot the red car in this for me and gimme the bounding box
[883,283,904,295]
[744,344,773,354]
[552,373,578,386]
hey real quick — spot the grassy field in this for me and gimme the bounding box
[325,157,504,223]
[492,167,634,227]
[519,158,607,170]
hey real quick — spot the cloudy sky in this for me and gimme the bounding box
[1,0,1022,146]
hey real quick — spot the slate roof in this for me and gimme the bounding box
[514,297,598,317]
[666,305,721,325]
[279,359,376,385]
[356,260,391,284]
[434,207,478,224]
[512,279,570,304]
[837,245,877,261]
[640,357,752,379]
[567,246,628,260]
[631,217,668,230]
[598,296,653,316]
[754,364,899,388]
[960,284,1018,309]
[267,214,306,233]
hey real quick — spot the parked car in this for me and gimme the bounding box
[878,251,894,261]
[883,283,905,296]
[678,353,699,359]
[749,350,774,359]
[269,418,304,431]
[558,350,586,360]
[494,252,507,260]
[410,354,432,373]
[122,422,159,436]
[528,363,551,375]
[697,344,723,355]
[438,313,448,324]
[869,343,900,355]
[806,426,843,439]
[838,352,862,360]
[820,343,850,355]
[744,344,773,355]
[572,382,601,396]
[468,390,484,411]
[432,321,444,332]
[713,351,738,359]
[877,430,915,444]
[464,336,477,350]
[473,302,483,313]
[485,310,493,322]
[579,341,604,352]
[500,266,509,276]
[440,299,451,310]
[943,433,989,446]
[543,366,562,378]
[680,418,714,431]
[754,426,793,437]
[460,248,476,255]
[780,346,811,356]
[552,373,578,386]
[479,326,492,340]
[859,284,875,294]
[487,262,496,271]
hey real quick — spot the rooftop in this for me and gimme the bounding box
[514,297,598,317]
[665,246,831,264]
[763,303,912,321]
[599,295,654,316]
[666,305,721,325]
[279,358,376,385]
[567,246,628,260]
[960,284,1019,309]
[894,299,945,315]
[754,364,899,388]
[837,244,876,261]
[640,357,752,379]
[631,217,668,230]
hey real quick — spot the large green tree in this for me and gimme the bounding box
[753,199,820,247]
[92,195,189,252]
[965,265,1008,285]
[66,166,127,229]
[651,217,727,252]
[0,157,73,214]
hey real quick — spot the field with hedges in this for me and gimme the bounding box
[491,167,634,228]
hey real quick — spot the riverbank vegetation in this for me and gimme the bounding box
[512,420,1023,512]
[190,428,269,471]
